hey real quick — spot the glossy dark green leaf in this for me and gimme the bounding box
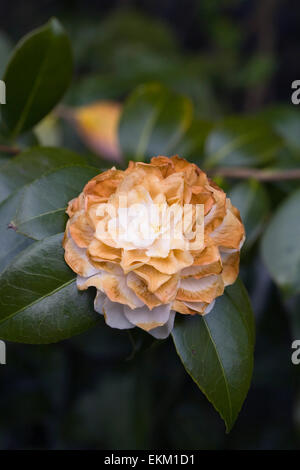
[0,146,86,204]
[204,116,283,168]
[261,189,300,296]
[229,180,270,249]
[0,149,88,274]
[0,233,99,344]
[172,279,255,432]
[0,189,33,273]
[118,83,193,161]
[2,18,72,136]
[259,106,300,151]
[13,165,99,240]
[175,119,212,163]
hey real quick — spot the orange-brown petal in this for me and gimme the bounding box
[210,206,245,249]
[148,250,193,275]
[133,265,171,292]
[88,238,121,261]
[176,274,224,303]
[221,250,240,286]
[69,212,94,248]
[63,235,98,277]
[127,272,161,310]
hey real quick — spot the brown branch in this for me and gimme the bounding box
[0,144,20,155]
[208,167,300,181]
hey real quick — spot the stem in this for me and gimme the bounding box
[208,167,300,181]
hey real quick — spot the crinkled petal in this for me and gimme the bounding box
[154,274,179,303]
[148,250,193,275]
[203,299,216,315]
[62,155,245,336]
[127,272,161,309]
[176,274,224,303]
[102,297,135,329]
[66,196,81,218]
[204,186,227,234]
[192,243,220,265]
[88,239,121,262]
[123,303,172,332]
[63,235,98,277]
[181,301,207,314]
[77,273,105,290]
[180,260,222,279]
[145,238,171,258]
[182,300,215,315]
[100,273,143,309]
[121,249,150,273]
[220,250,240,286]
[210,205,245,249]
[83,168,124,200]
[172,300,192,315]
[133,265,171,293]
[93,290,106,314]
[148,311,176,339]
[69,212,94,248]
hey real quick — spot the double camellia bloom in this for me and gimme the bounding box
[63,156,245,338]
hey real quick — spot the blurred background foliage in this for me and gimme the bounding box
[0,0,300,450]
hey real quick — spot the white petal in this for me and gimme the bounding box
[178,275,223,303]
[220,247,238,255]
[94,290,106,314]
[146,237,170,258]
[76,273,105,290]
[123,303,171,332]
[204,203,218,225]
[65,235,98,277]
[183,301,208,313]
[203,300,216,315]
[102,298,135,329]
[148,311,176,339]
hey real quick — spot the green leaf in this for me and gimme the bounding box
[175,118,212,163]
[259,106,300,151]
[0,149,89,273]
[118,83,193,161]
[0,190,34,273]
[261,188,300,296]
[13,165,100,240]
[228,180,270,249]
[2,18,72,136]
[172,279,255,432]
[0,146,86,204]
[0,233,99,344]
[204,116,283,168]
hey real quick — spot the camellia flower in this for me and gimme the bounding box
[63,156,245,339]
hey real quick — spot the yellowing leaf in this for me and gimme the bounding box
[75,101,122,161]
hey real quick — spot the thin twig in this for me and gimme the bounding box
[208,167,300,181]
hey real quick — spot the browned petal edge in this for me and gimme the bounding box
[62,155,245,321]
